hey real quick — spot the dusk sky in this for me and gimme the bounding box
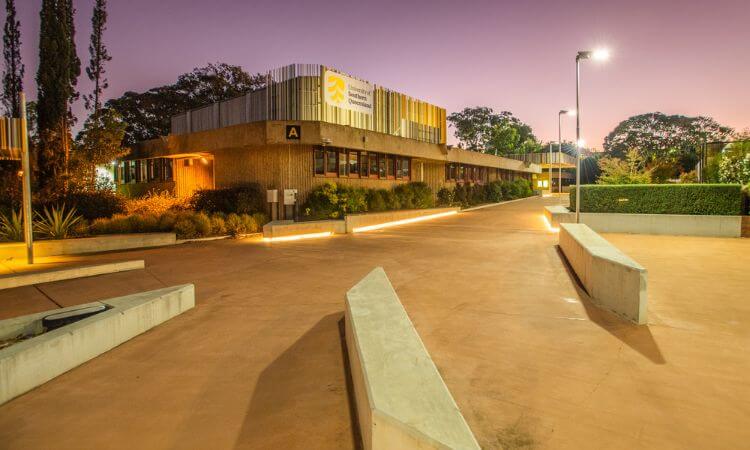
[16,0,750,149]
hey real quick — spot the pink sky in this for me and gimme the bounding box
[16,0,750,149]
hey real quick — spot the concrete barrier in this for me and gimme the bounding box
[345,207,459,233]
[0,260,145,290]
[262,219,345,238]
[545,206,742,237]
[345,267,479,450]
[0,284,194,405]
[559,224,647,324]
[0,233,176,260]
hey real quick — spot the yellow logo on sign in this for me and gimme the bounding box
[326,73,346,104]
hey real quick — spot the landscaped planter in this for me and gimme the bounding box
[0,233,176,260]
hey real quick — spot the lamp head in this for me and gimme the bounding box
[577,138,587,148]
[577,49,610,61]
[559,109,577,116]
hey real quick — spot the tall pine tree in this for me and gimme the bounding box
[85,0,110,116]
[35,0,79,194]
[2,0,23,117]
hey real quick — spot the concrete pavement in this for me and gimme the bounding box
[0,196,747,449]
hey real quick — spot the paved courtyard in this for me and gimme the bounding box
[0,196,748,449]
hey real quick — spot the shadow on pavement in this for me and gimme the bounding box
[233,312,359,450]
[555,246,666,365]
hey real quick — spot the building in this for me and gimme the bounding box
[116,64,541,217]
[506,152,577,193]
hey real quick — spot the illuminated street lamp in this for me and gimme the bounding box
[558,109,576,195]
[575,48,609,223]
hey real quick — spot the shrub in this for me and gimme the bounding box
[394,184,415,209]
[469,184,488,205]
[514,179,532,198]
[382,189,401,210]
[0,209,23,242]
[436,187,454,206]
[210,214,227,235]
[173,211,211,238]
[679,171,699,183]
[452,184,469,206]
[225,213,246,237]
[338,185,368,214]
[487,181,503,203]
[569,184,743,215]
[34,205,84,240]
[366,190,387,212]
[191,183,265,215]
[499,180,514,199]
[174,218,198,239]
[303,182,340,219]
[72,219,90,237]
[240,214,258,233]
[125,191,189,216]
[251,212,269,227]
[39,190,126,221]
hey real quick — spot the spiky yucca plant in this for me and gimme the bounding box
[0,209,24,241]
[34,205,83,240]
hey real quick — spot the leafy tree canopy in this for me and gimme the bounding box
[597,149,652,185]
[603,113,733,162]
[106,63,265,146]
[448,106,540,155]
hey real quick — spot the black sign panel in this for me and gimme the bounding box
[286,125,301,140]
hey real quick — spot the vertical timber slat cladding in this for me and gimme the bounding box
[174,157,214,197]
[171,64,447,145]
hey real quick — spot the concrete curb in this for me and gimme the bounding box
[345,268,480,449]
[0,284,195,406]
[559,223,648,324]
[0,233,177,260]
[0,260,145,291]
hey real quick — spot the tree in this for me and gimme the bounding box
[718,133,750,185]
[35,0,80,195]
[597,149,652,185]
[73,108,127,190]
[84,0,111,115]
[447,107,540,155]
[603,113,733,169]
[107,63,266,145]
[2,0,23,117]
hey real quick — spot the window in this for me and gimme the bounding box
[386,155,395,179]
[326,149,338,175]
[396,157,411,179]
[314,148,325,175]
[403,158,411,179]
[458,164,465,181]
[360,151,369,177]
[163,159,173,181]
[348,151,359,177]
[378,154,386,178]
[339,151,348,176]
[369,153,378,178]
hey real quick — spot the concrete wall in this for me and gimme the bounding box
[0,284,195,405]
[0,233,176,260]
[345,267,480,449]
[262,219,345,238]
[345,207,459,233]
[546,206,742,237]
[559,224,648,324]
[0,260,144,290]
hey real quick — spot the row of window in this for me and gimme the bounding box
[115,158,174,184]
[314,147,411,180]
[446,163,531,184]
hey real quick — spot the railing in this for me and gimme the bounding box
[505,152,577,166]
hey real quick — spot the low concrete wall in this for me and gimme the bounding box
[545,206,742,237]
[559,224,648,324]
[345,267,479,450]
[0,260,145,290]
[0,284,194,405]
[345,207,459,233]
[0,233,176,260]
[262,219,345,238]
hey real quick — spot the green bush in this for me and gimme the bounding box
[225,213,245,236]
[251,212,269,228]
[50,190,126,221]
[174,218,198,239]
[514,179,532,198]
[453,184,469,206]
[382,189,401,210]
[158,212,177,232]
[569,184,743,215]
[240,214,258,233]
[338,185,368,214]
[0,209,23,242]
[469,184,488,205]
[487,181,503,203]
[210,214,227,235]
[302,182,340,219]
[436,187,454,206]
[191,183,265,215]
[127,214,160,233]
[366,190,387,212]
[405,182,434,209]
[34,205,83,239]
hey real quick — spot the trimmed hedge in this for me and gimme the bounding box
[569,184,743,216]
[302,182,435,220]
[191,183,265,215]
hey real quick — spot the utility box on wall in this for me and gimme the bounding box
[283,189,298,221]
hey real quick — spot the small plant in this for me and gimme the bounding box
[225,213,246,237]
[34,205,83,240]
[210,214,227,235]
[240,214,258,233]
[251,212,269,228]
[174,218,198,239]
[436,187,454,206]
[0,209,24,242]
[125,190,189,216]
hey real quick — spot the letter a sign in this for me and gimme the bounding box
[286,125,301,140]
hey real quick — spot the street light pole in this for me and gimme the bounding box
[574,48,609,223]
[558,112,563,195]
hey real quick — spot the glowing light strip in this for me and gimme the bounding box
[352,211,458,233]
[541,215,560,233]
[263,232,333,242]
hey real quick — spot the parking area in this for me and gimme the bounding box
[0,196,748,449]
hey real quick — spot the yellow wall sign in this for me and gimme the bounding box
[323,69,374,115]
[286,125,301,140]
